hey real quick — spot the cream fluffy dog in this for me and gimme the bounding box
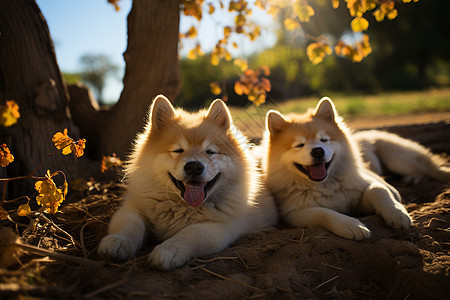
[98,95,277,269]
[263,98,412,240]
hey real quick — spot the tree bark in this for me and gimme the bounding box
[0,0,85,195]
[70,0,181,159]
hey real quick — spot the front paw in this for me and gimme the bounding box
[331,217,371,241]
[98,234,138,259]
[148,240,193,270]
[380,205,412,230]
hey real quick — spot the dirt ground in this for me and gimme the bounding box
[1,113,449,299]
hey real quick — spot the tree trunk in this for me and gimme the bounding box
[70,0,181,159]
[0,0,86,196]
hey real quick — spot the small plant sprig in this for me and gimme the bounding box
[0,128,86,220]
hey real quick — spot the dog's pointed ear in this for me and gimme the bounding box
[314,97,337,122]
[206,99,232,130]
[150,95,176,131]
[266,110,287,137]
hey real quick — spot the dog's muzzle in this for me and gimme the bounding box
[168,172,221,207]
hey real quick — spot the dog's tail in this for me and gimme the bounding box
[356,130,450,183]
[424,157,450,182]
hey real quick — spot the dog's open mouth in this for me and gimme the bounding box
[168,172,221,207]
[294,158,332,182]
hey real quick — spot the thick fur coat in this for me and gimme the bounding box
[263,98,412,240]
[98,96,277,269]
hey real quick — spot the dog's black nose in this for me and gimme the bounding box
[311,147,325,159]
[184,161,205,176]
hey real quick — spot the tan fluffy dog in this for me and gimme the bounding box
[263,98,411,240]
[98,96,277,269]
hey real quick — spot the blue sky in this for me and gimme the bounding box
[36,0,276,103]
[36,0,132,102]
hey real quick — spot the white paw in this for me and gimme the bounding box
[380,205,412,230]
[98,234,138,259]
[148,240,193,270]
[332,218,371,241]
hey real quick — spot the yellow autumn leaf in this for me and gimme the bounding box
[34,171,67,214]
[253,93,266,106]
[293,0,315,22]
[387,8,398,20]
[210,82,222,95]
[306,42,332,65]
[235,14,246,27]
[284,18,300,31]
[233,58,248,72]
[211,53,220,66]
[52,129,73,154]
[0,100,20,127]
[182,0,202,21]
[347,0,376,17]
[184,26,198,39]
[17,204,31,217]
[0,143,14,167]
[351,17,369,32]
[248,25,261,41]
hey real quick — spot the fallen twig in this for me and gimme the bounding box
[37,213,80,248]
[322,262,344,271]
[313,275,339,291]
[193,256,238,264]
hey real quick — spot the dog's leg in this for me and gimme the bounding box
[362,182,412,230]
[284,207,371,240]
[98,205,146,259]
[148,221,242,269]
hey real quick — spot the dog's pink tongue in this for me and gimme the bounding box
[184,183,205,207]
[309,162,327,180]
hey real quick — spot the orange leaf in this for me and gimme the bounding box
[72,139,86,158]
[208,3,215,14]
[17,204,31,217]
[0,100,20,127]
[234,81,245,96]
[332,0,339,9]
[0,206,8,220]
[52,129,73,154]
[261,65,271,76]
[0,144,14,167]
